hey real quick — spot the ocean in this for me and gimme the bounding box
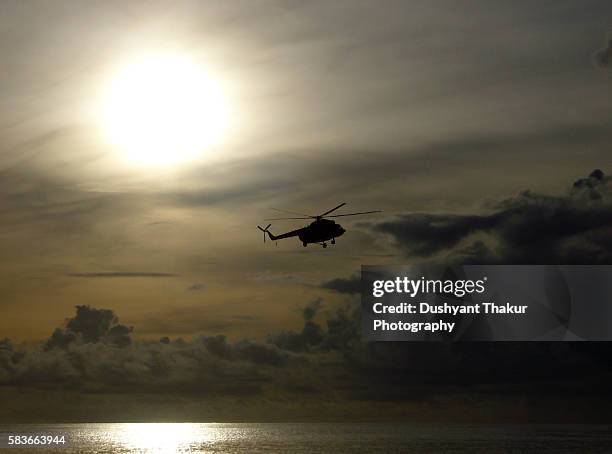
[1,423,611,453]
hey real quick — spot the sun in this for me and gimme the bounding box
[100,54,229,167]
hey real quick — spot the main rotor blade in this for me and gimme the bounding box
[319,202,346,217]
[325,210,382,218]
[264,216,312,221]
[270,207,314,217]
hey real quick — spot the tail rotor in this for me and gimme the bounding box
[257,224,272,243]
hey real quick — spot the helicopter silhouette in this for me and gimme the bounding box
[258,202,381,248]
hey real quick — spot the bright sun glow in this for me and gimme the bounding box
[100,54,229,167]
[117,423,209,452]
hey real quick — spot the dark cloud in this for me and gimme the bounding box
[270,296,612,396]
[367,170,612,264]
[67,272,179,278]
[0,338,12,351]
[45,305,133,350]
[268,299,324,352]
[594,38,612,68]
[321,274,361,295]
[0,306,299,397]
[302,298,321,321]
[202,335,289,367]
[270,300,358,354]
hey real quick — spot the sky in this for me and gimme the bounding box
[1,0,612,421]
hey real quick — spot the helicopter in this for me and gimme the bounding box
[257,202,381,248]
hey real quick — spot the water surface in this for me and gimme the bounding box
[1,423,611,453]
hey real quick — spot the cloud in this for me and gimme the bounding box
[67,272,179,278]
[268,299,324,352]
[321,274,361,294]
[0,305,299,397]
[45,305,133,350]
[2,299,612,423]
[366,170,612,264]
[202,335,289,367]
[594,37,612,68]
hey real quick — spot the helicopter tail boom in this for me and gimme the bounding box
[258,224,304,243]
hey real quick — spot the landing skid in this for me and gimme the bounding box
[318,239,336,248]
[303,239,337,248]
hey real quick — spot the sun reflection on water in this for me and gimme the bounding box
[112,423,213,453]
